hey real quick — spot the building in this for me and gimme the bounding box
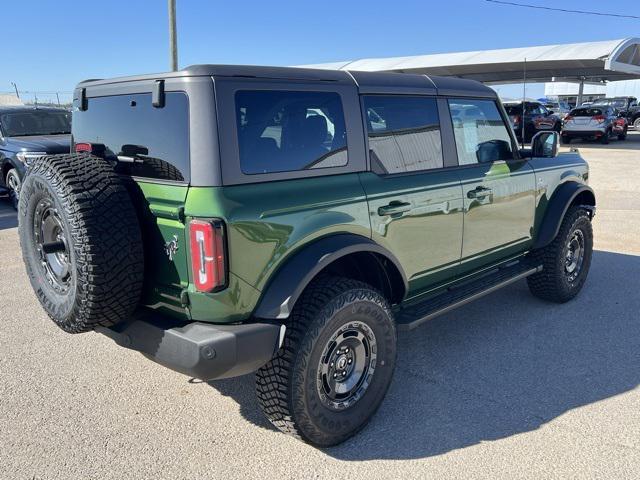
[544,79,640,106]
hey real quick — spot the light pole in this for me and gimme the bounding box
[168,0,178,71]
[11,82,19,99]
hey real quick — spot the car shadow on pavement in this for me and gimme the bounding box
[0,202,18,230]
[208,250,640,459]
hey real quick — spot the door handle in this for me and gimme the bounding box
[467,186,492,199]
[377,201,412,216]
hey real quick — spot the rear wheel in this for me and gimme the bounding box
[618,127,628,141]
[5,168,20,210]
[600,129,610,144]
[19,153,144,333]
[256,276,397,446]
[633,117,640,130]
[527,207,593,303]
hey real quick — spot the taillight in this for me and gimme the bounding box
[75,142,92,153]
[564,115,573,122]
[189,220,227,292]
[593,115,606,123]
[512,115,521,125]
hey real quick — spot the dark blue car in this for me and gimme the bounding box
[0,106,71,208]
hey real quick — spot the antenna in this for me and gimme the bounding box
[521,57,527,147]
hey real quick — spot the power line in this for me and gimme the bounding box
[485,0,640,19]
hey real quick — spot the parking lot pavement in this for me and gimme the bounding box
[1,134,639,479]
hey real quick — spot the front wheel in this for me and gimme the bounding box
[5,168,21,210]
[633,118,640,130]
[527,207,593,303]
[256,276,397,446]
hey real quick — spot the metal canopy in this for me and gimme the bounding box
[300,38,640,85]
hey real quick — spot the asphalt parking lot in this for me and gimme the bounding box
[1,134,639,479]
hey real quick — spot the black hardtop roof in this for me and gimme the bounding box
[77,64,497,98]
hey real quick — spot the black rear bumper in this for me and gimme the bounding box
[97,317,284,380]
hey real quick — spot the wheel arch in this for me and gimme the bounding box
[533,182,595,250]
[252,233,408,320]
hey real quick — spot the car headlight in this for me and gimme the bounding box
[16,152,47,167]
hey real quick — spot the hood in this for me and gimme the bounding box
[3,134,71,154]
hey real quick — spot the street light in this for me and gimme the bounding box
[168,0,178,71]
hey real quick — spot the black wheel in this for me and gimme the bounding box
[618,127,628,141]
[5,168,21,210]
[527,207,593,303]
[561,135,571,145]
[600,129,610,144]
[18,153,144,333]
[256,276,397,446]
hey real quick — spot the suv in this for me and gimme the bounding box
[503,101,562,142]
[0,106,71,208]
[562,105,628,144]
[18,66,595,447]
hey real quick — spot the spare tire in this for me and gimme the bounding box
[19,153,144,333]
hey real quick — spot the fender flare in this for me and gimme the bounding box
[533,182,595,249]
[252,233,408,320]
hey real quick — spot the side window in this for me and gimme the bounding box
[448,99,514,165]
[363,95,443,174]
[235,90,348,175]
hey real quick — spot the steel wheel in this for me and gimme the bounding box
[32,198,72,293]
[564,228,585,283]
[316,321,377,411]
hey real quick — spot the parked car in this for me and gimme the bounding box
[543,101,571,119]
[18,66,595,447]
[503,101,562,142]
[0,106,71,208]
[561,105,628,144]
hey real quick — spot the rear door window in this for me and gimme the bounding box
[235,90,348,174]
[72,92,189,182]
[571,108,603,117]
[448,99,514,165]
[363,95,443,173]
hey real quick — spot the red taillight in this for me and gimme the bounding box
[512,115,521,125]
[189,220,227,292]
[564,115,573,122]
[592,114,606,123]
[75,142,92,153]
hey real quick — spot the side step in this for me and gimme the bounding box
[396,260,542,331]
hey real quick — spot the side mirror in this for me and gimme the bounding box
[548,110,555,115]
[531,131,559,158]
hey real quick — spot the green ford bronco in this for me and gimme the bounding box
[18,65,595,446]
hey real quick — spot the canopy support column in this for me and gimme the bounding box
[576,78,585,106]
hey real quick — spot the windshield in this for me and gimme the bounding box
[592,99,627,108]
[0,110,71,137]
[570,108,603,117]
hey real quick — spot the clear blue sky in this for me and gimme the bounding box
[2,0,638,100]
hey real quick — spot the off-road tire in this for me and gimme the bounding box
[19,153,144,333]
[5,168,20,210]
[527,207,593,303]
[256,276,397,447]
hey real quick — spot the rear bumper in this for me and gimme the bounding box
[562,129,605,137]
[97,317,284,380]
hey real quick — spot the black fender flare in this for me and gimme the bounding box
[533,182,595,249]
[252,233,408,320]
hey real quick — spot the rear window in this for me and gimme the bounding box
[0,110,71,137]
[570,108,603,117]
[235,90,348,175]
[503,104,522,115]
[72,92,189,182]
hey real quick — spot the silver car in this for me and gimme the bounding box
[561,105,628,144]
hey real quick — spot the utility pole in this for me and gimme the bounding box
[168,0,178,71]
[11,82,19,99]
[56,92,61,106]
